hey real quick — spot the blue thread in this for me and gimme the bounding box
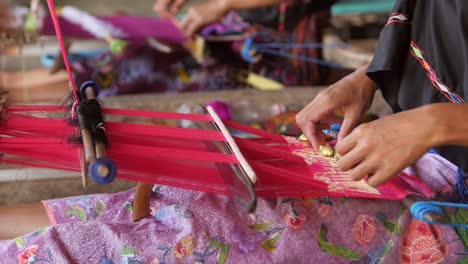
[411,201,468,228]
[456,168,468,203]
[252,42,351,49]
[241,34,350,68]
[89,157,117,184]
[255,47,345,69]
[80,80,100,98]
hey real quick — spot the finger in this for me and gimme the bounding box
[154,0,172,14]
[347,158,376,181]
[179,14,194,35]
[185,17,202,37]
[367,169,394,188]
[304,121,328,149]
[337,110,360,141]
[336,145,367,171]
[170,0,185,13]
[335,132,357,156]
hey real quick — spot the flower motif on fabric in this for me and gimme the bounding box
[17,245,53,264]
[318,203,333,217]
[153,204,194,233]
[120,246,144,264]
[399,219,448,264]
[410,41,464,104]
[282,198,307,229]
[352,214,378,245]
[284,211,307,230]
[386,13,409,26]
[174,236,195,259]
[65,196,106,221]
[247,221,285,253]
[15,228,48,248]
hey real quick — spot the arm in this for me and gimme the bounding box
[222,0,284,10]
[335,102,468,187]
[426,103,468,147]
[155,0,286,36]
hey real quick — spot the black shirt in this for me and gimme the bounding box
[367,0,468,172]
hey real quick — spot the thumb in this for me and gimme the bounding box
[337,110,360,142]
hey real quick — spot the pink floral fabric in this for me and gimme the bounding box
[0,153,466,263]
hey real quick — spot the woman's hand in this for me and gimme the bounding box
[153,0,187,19]
[177,0,230,37]
[296,65,377,149]
[335,107,437,187]
[154,0,230,37]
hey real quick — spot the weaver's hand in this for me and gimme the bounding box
[153,0,187,19]
[296,65,377,149]
[335,108,435,187]
[177,0,230,37]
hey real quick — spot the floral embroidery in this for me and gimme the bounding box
[399,220,447,264]
[17,245,53,264]
[352,214,378,245]
[284,212,307,230]
[386,13,409,26]
[318,203,332,217]
[120,246,143,264]
[318,225,362,261]
[367,240,394,264]
[377,211,401,235]
[282,198,307,230]
[153,204,193,232]
[15,229,48,248]
[18,245,38,264]
[208,238,230,264]
[174,236,195,259]
[410,41,464,104]
[65,196,107,221]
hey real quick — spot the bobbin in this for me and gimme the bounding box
[77,81,117,187]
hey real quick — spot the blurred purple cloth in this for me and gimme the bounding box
[42,15,185,44]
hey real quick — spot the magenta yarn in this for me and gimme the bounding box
[205,101,233,121]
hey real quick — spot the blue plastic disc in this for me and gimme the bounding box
[80,80,100,99]
[330,124,342,131]
[89,157,117,184]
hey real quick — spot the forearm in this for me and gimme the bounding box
[424,103,468,147]
[222,0,284,10]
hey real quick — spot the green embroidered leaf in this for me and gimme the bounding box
[411,46,424,59]
[249,223,270,231]
[123,202,133,212]
[376,212,401,235]
[121,246,137,257]
[66,207,87,221]
[14,237,25,248]
[37,228,46,235]
[209,239,230,264]
[340,197,349,205]
[318,224,361,261]
[454,209,468,247]
[95,200,105,217]
[458,256,468,264]
[261,232,282,253]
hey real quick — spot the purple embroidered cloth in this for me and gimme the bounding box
[0,153,465,263]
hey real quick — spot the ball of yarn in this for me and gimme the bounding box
[205,101,233,121]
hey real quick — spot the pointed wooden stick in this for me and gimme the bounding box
[132,182,153,222]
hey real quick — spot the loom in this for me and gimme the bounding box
[0,0,451,224]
